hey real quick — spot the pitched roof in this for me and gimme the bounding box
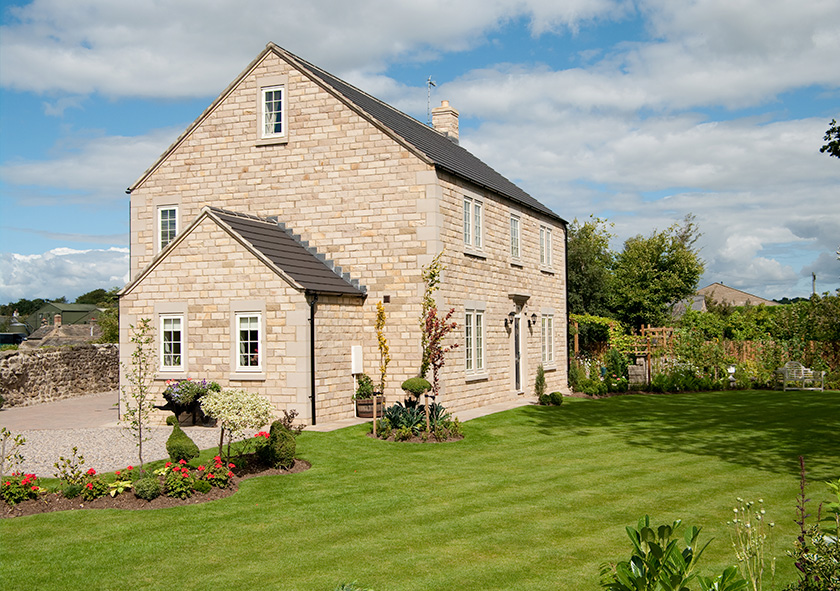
[279,46,564,224]
[697,283,778,307]
[129,43,565,225]
[121,207,365,298]
[209,208,366,297]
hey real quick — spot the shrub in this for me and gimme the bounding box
[540,392,564,406]
[193,479,212,494]
[447,417,464,438]
[535,364,546,399]
[2,473,41,505]
[257,420,296,469]
[61,483,83,499]
[374,418,392,439]
[393,426,413,441]
[569,362,586,391]
[401,377,431,398]
[166,422,200,462]
[52,446,86,485]
[81,476,109,501]
[164,464,195,499]
[354,373,375,399]
[133,476,161,501]
[198,456,235,488]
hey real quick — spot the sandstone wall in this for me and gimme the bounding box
[0,344,119,407]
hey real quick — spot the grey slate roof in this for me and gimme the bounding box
[279,46,565,224]
[209,207,365,297]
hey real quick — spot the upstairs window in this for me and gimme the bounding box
[510,214,521,260]
[540,225,553,268]
[158,207,178,251]
[463,197,483,250]
[262,86,285,139]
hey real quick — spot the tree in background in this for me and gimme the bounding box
[567,216,614,317]
[75,287,119,307]
[611,214,704,329]
[821,118,839,159]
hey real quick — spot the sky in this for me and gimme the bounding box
[0,0,838,305]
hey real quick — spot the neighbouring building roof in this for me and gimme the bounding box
[129,43,565,226]
[121,207,366,298]
[670,294,707,318]
[697,282,778,307]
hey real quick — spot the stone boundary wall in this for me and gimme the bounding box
[0,344,119,407]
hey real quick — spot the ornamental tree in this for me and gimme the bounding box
[375,300,390,394]
[200,388,275,462]
[423,304,458,431]
[120,318,157,469]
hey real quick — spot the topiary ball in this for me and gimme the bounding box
[133,476,161,501]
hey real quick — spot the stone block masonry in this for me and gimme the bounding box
[0,344,119,407]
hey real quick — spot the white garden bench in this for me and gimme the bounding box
[774,361,825,391]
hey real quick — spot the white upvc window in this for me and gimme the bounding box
[236,313,262,371]
[160,315,184,371]
[510,214,521,260]
[540,225,553,267]
[158,206,178,251]
[463,196,483,250]
[541,314,554,365]
[465,308,485,374]
[262,85,285,139]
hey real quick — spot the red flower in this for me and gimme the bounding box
[227,471,234,478]
[165,462,172,468]
[127,466,133,470]
[86,483,93,489]
[86,468,96,476]
[4,482,9,486]
[115,471,121,476]
[31,486,38,491]
[179,459,187,465]
[228,463,235,469]
[198,465,205,471]
[207,473,214,479]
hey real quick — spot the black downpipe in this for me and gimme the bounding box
[308,292,319,425]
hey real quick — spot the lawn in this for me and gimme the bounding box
[1,390,838,591]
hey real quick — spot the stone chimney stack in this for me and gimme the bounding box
[432,100,459,144]
[54,313,62,328]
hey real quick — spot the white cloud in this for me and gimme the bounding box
[0,247,129,302]
[0,0,628,98]
[0,126,181,205]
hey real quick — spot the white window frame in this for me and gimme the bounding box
[160,314,184,372]
[510,214,521,261]
[261,85,286,140]
[465,306,486,378]
[463,196,483,251]
[158,206,178,252]
[541,314,555,365]
[540,225,553,268]
[235,313,262,372]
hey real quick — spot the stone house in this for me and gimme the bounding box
[120,42,568,424]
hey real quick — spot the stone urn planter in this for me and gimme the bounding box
[355,395,385,418]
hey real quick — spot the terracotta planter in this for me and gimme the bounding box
[355,395,385,418]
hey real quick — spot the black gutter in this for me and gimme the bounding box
[308,292,319,425]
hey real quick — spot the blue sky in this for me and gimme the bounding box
[1,0,838,304]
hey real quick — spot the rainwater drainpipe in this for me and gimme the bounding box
[564,222,570,390]
[308,292,319,426]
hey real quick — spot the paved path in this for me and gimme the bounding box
[0,392,536,475]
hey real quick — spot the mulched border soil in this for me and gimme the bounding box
[2,458,310,519]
